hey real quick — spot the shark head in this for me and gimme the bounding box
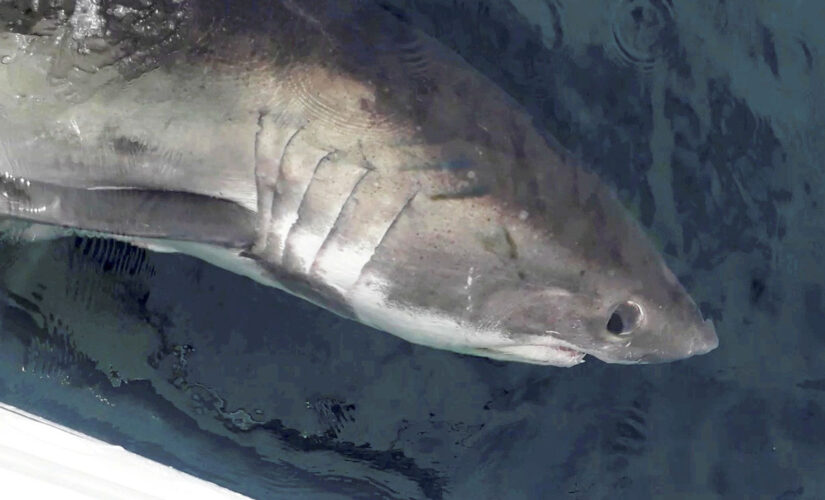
[469,241,719,366]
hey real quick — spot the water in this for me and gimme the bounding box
[1,0,823,498]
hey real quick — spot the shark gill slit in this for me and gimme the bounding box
[316,175,418,295]
[281,156,370,275]
[372,189,419,256]
[253,114,304,253]
[307,168,374,284]
[308,170,419,292]
[266,129,331,263]
[279,151,333,268]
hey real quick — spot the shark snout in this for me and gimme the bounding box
[691,318,719,355]
[637,318,718,363]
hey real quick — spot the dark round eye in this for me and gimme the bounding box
[606,301,643,335]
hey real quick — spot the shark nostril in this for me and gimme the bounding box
[606,301,644,335]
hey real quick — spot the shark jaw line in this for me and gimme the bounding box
[471,330,590,366]
[475,343,586,367]
[347,273,590,367]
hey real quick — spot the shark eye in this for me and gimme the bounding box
[606,301,643,335]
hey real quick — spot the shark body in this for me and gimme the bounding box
[0,1,718,366]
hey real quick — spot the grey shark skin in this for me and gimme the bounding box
[0,0,717,366]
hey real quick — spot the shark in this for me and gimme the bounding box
[0,0,717,366]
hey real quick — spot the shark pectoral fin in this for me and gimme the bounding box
[0,176,256,247]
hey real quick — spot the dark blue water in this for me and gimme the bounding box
[1,1,822,498]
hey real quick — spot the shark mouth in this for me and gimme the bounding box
[478,344,586,367]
